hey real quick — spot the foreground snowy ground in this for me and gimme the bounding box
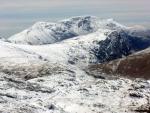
[0,68,150,113]
[0,16,150,113]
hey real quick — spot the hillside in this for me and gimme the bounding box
[88,47,150,79]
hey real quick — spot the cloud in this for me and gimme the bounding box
[0,0,150,13]
[0,0,82,10]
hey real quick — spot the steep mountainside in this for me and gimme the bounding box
[94,30,150,63]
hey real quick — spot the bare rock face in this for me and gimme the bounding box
[93,30,150,63]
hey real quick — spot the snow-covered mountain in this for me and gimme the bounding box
[7,16,150,64]
[8,16,125,45]
[0,16,150,113]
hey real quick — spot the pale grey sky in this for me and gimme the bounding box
[0,0,150,38]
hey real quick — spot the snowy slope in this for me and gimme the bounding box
[1,29,111,69]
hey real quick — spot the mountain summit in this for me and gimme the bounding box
[8,16,125,45]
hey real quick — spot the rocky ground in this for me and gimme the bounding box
[0,64,150,113]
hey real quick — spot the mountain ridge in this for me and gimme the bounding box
[8,16,126,45]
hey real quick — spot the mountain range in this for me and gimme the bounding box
[0,16,150,113]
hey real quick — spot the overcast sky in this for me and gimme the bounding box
[0,0,150,38]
